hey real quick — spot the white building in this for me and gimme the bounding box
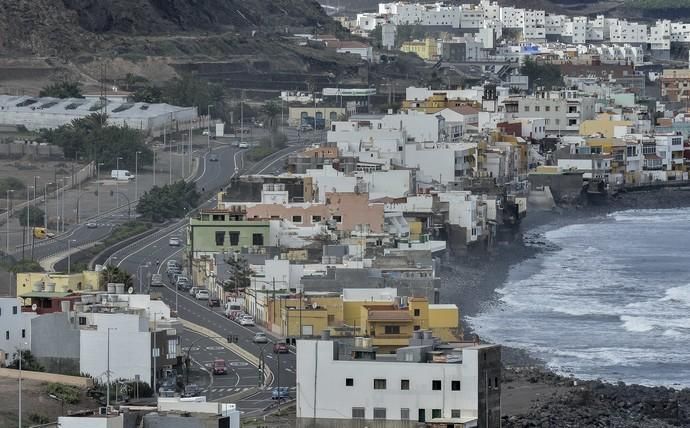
[297,338,501,426]
[0,297,36,363]
[522,10,545,42]
[649,20,671,51]
[610,20,648,44]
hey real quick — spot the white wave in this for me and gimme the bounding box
[620,315,655,333]
[608,208,690,223]
[661,284,690,307]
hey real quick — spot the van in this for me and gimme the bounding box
[111,170,135,181]
[33,227,55,239]
[151,274,164,287]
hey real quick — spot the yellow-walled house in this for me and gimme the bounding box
[16,271,103,297]
[579,116,632,139]
[401,38,438,60]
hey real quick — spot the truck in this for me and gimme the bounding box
[111,170,135,181]
[32,227,55,239]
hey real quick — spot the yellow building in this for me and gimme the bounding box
[402,94,479,114]
[401,38,438,60]
[579,115,632,139]
[16,271,103,297]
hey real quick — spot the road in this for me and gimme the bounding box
[105,140,305,415]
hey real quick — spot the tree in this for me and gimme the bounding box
[520,58,564,91]
[0,177,25,195]
[223,256,253,293]
[100,265,133,288]
[18,206,45,228]
[136,180,199,223]
[9,350,45,372]
[39,113,152,170]
[370,25,383,49]
[39,81,83,99]
[7,259,44,273]
[131,85,163,103]
[259,101,282,131]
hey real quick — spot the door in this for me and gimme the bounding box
[418,408,425,422]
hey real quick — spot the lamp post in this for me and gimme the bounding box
[106,327,117,411]
[96,162,104,215]
[135,151,141,200]
[153,149,157,186]
[18,341,27,428]
[6,189,14,254]
[207,105,214,152]
[23,185,33,260]
[48,393,65,417]
[67,239,76,274]
[43,182,52,231]
[137,262,151,294]
[115,157,122,208]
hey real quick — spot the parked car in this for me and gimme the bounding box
[168,237,181,246]
[271,387,289,400]
[189,287,199,296]
[252,332,268,343]
[195,289,210,300]
[238,142,249,148]
[166,260,179,270]
[202,130,209,136]
[273,342,289,354]
[208,297,220,307]
[176,279,190,290]
[182,384,202,398]
[212,359,227,375]
[209,154,218,161]
[150,274,164,287]
[239,316,255,326]
[86,222,98,229]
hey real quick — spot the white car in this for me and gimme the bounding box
[168,237,181,246]
[195,289,209,300]
[239,316,255,326]
[189,286,199,296]
[238,142,249,149]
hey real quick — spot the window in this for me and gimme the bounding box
[401,379,410,390]
[555,106,560,112]
[5,331,8,340]
[555,118,560,125]
[352,407,365,419]
[21,329,25,338]
[384,325,400,334]
[432,380,442,390]
[168,339,177,356]
[229,232,240,246]
[495,377,499,388]
[413,325,420,331]
[215,231,225,246]
[373,408,386,419]
[523,106,529,112]
[432,409,442,419]
[413,308,420,316]
[78,316,87,325]
[401,408,410,420]
[374,378,387,389]
[292,215,303,223]
[12,306,17,315]
[332,215,342,223]
[345,378,354,386]
[252,233,264,246]
[452,380,461,391]
[212,214,225,221]
[452,409,461,418]
[545,106,550,112]
[534,106,540,112]
[311,215,322,223]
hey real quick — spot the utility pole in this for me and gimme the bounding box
[106,327,116,412]
[18,343,23,428]
[115,157,122,208]
[97,163,104,215]
[207,105,214,152]
[6,189,14,254]
[152,314,159,397]
[135,151,141,200]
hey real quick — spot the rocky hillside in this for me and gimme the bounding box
[0,0,338,56]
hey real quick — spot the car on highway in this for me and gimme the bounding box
[209,154,218,161]
[299,124,313,132]
[150,274,164,287]
[202,130,209,136]
[273,342,289,354]
[238,142,249,149]
[86,222,98,229]
[195,289,209,300]
[252,332,268,344]
[168,237,181,246]
[212,359,227,375]
[166,260,179,269]
[176,278,190,290]
[208,297,220,307]
[189,286,199,296]
[271,387,289,400]
[239,315,255,326]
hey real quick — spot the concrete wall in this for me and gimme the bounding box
[0,142,64,159]
[0,367,92,387]
[31,312,80,374]
[528,172,584,204]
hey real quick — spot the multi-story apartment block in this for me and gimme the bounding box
[610,20,648,44]
[544,14,565,39]
[522,10,545,42]
[586,15,606,41]
[460,4,484,29]
[499,6,524,29]
[649,20,672,52]
[670,22,690,42]
[661,69,690,102]
[297,338,501,427]
[0,297,36,364]
[501,90,597,132]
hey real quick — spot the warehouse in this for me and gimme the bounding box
[0,95,198,135]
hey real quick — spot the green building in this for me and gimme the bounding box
[187,210,271,259]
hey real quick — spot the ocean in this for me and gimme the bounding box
[467,208,690,388]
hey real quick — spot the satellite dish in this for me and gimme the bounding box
[311,302,318,310]
[127,287,134,294]
[31,303,37,311]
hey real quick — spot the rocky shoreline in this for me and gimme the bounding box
[441,187,690,427]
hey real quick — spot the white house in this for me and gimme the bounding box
[296,338,501,426]
[0,297,36,363]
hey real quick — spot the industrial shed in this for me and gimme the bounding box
[0,95,198,135]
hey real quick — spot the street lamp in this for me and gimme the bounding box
[106,327,117,411]
[67,239,76,274]
[18,340,28,428]
[43,182,52,231]
[48,393,65,416]
[23,185,33,260]
[115,157,123,208]
[6,189,14,254]
[137,262,151,294]
[97,162,104,215]
[135,151,141,200]
[207,105,214,152]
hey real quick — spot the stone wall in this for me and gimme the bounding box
[0,141,64,159]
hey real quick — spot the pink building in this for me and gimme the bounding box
[245,192,384,233]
